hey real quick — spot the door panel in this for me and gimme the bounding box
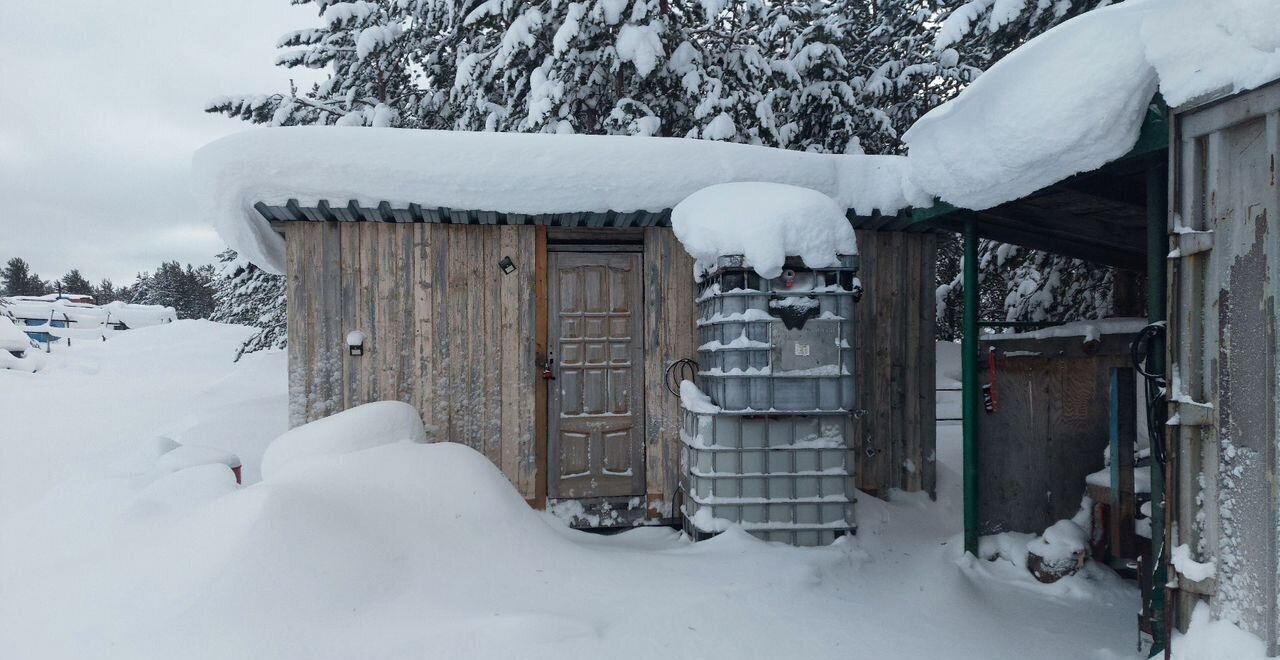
[548,252,645,498]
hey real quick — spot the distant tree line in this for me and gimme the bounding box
[1,257,217,320]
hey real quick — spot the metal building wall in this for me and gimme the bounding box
[1169,79,1280,652]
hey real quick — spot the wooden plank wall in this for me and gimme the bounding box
[852,230,938,498]
[642,228,699,517]
[286,221,539,500]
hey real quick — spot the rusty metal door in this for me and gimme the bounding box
[547,252,645,499]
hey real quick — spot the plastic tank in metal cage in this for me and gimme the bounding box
[695,255,860,413]
[679,409,857,545]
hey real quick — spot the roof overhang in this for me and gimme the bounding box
[908,103,1169,270]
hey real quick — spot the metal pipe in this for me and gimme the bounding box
[1146,160,1169,655]
[962,218,981,556]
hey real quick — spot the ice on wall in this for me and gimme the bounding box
[193,128,924,274]
[672,182,856,280]
[906,0,1280,211]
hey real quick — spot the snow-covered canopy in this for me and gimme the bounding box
[672,182,856,280]
[193,128,927,274]
[905,0,1280,211]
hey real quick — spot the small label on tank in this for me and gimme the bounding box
[794,343,810,356]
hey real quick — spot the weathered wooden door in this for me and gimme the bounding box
[547,251,645,499]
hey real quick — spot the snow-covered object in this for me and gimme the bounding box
[672,182,857,280]
[4,297,176,332]
[678,380,720,414]
[0,316,33,353]
[1171,543,1217,582]
[154,444,242,473]
[260,401,428,480]
[1025,519,1089,566]
[982,317,1149,342]
[193,127,925,274]
[906,0,1280,211]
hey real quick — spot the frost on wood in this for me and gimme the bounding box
[672,182,856,280]
[194,128,921,273]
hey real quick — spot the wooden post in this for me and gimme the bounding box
[1110,367,1138,560]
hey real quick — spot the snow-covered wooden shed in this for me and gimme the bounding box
[903,0,1280,653]
[196,129,939,525]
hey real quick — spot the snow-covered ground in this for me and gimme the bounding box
[1,322,1157,659]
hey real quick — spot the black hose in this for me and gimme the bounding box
[664,358,698,397]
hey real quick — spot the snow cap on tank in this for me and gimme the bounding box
[671,181,856,282]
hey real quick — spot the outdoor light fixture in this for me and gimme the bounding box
[346,330,366,356]
[498,256,516,275]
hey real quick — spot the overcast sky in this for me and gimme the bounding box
[0,1,319,286]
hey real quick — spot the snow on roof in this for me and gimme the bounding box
[905,0,1280,211]
[193,127,927,274]
[672,182,856,280]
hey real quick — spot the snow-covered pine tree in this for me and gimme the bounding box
[212,249,288,360]
[210,0,967,152]
[206,0,414,127]
[931,0,1123,332]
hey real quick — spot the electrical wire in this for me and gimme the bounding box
[1130,323,1168,464]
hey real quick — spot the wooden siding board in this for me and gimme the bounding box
[285,222,311,428]
[642,227,698,517]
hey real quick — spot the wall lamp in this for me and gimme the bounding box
[346,330,366,356]
[498,256,516,275]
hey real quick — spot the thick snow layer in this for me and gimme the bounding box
[1,322,1145,660]
[982,317,1150,342]
[193,127,925,274]
[0,316,33,352]
[260,400,428,480]
[672,182,856,280]
[906,0,1280,211]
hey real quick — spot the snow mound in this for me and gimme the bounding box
[193,128,924,273]
[906,0,1280,211]
[261,400,428,480]
[0,316,33,352]
[1170,602,1272,660]
[672,182,856,280]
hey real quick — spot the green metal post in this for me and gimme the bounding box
[1146,161,1168,654]
[962,218,980,556]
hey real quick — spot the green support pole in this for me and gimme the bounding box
[1146,162,1168,654]
[962,218,980,556]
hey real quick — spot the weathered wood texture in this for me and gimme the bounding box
[642,228,699,517]
[852,230,938,497]
[286,222,697,511]
[287,221,538,499]
[976,333,1135,534]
